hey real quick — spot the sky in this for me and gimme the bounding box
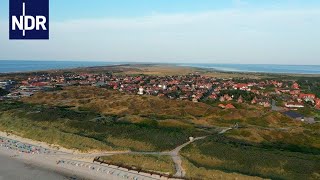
[0,0,320,65]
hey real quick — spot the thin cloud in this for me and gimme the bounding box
[1,7,320,64]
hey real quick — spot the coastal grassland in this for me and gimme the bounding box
[100,154,175,174]
[181,135,320,180]
[18,87,320,152]
[23,87,297,129]
[0,112,114,151]
[225,125,320,153]
[181,158,263,180]
[0,101,204,152]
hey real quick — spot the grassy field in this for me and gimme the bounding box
[181,135,320,180]
[100,154,175,175]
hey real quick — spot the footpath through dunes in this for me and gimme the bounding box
[0,127,249,180]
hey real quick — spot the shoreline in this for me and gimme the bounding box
[1,61,320,75]
[0,131,178,180]
[0,131,104,180]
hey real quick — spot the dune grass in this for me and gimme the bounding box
[182,158,263,180]
[0,101,202,152]
[181,135,320,180]
[101,154,175,174]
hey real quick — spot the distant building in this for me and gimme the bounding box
[225,104,236,109]
[237,95,244,103]
[0,80,15,91]
[192,98,199,103]
[218,104,225,109]
[285,102,304,108]
[251,97,258,104]
[138,87,144,95]
[299,93,316,100]
[233,83,250,91]
[315,99,320,110]
[291,82,300,89]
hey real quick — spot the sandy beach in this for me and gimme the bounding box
[0,152,70,180]
[0,131,174,180]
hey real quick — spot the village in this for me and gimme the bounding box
[1,72,319,123]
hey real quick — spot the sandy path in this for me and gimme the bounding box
[0,127,233,179]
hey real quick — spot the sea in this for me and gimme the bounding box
[0,60,320,74]
[178,63,320,74]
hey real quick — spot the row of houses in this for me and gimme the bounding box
[2,73,319,111]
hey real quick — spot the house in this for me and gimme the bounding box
[219,96,225,102]
[259,101,271,108]
[234,83,250,91]
[225,104,236,109]
[218,104,225,109]
[251,97,258,104]
[137,87,144,95]
[192,98,199,103]
[285,102,304,108]
[290,90,301,95]
[237,95,244,103]
[224,94,233,101]
[291,82,300,89]
[208,93,217,100]
[299,93,316,100]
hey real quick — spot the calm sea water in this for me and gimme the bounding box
[0,60,320,74]
[179,63,320,74]
[0,60,119,73]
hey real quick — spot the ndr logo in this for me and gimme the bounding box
[10,0,49,40]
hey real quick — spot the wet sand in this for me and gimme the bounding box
[0,153,70,180]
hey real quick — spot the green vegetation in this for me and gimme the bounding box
[182,135,320,180]
[101,154,175,174]
[182,158,263,180]
[0,101,203,152]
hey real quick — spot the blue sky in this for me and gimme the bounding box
[0,0,320,64]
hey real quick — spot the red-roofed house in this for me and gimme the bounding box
[218,104,225,109]
[315,99,320,110]
[292,82,300,89]
[290,90,301,95]
[209,93,217,100]
[237,95,244,103]
[234,83,249,91]
[299,93,316,100]
[225,104,236,109]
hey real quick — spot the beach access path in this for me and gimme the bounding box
[0,127,234,180]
